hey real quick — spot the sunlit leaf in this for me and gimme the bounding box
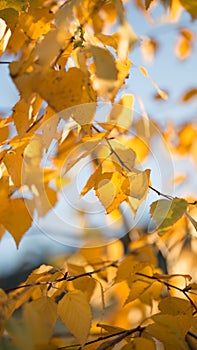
[150,197,188,232]
[58,290,92,346]
[96,172,127,213]
[0,198,32,246]
[122,169,150,200]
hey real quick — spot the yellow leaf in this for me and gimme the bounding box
[141,37,158,63]
[122,169,149,200]
[96,33,119,50]
[118,20,139,62]
[91,45,118,98]
[0,0,28,12]
[0,288,15,336]
[0,198,32,246]
[125,279,151,304]
[115,255,148,284]
[33,67,93,112]
[175,28,194,60]
[71,103,96,126]
[147,314,189,349]
[91,45,118,80]
[0,224,5,240]
[107,95,134,132]
[96,172,127,213]
[4,150,22,186]
[150,197,188,232]
[116,59,132,90]
[23,297,57,345]
[159,296,192,317]
[58,290,92,346]
[73,277,96,302]
[139,66,168,100]
[180,88,197,102]
[179,0,197,19]
[121,337,156,350]
[12,99,32,139]
[0,123,9,143]
[127,196,145,217]
[126,137,149,163]
[109,139,136,170]
[170,0,183,21]
[177,123,197,154]
[6,23,26,53]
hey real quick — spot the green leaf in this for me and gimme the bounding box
[150,197,187,232]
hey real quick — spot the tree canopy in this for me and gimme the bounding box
[0,0,197,349]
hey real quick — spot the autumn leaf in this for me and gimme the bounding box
[0,198,32,246]
[23,297,57,345]
[179,0,197,19]
[150,197,188,232]
[139,66,168,100]
[147,314,189,350]
[122,169,150,200]
[58,290,92,346]
[180,88,197,102]
[121,337,156,350]
[175,28,194,60]
[33,67,94,112]
[0,0,28,12]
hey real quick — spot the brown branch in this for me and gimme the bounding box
[5,259,120,293]
[57,325,145,349]
[93,124,175,201]
[136,272,197,312]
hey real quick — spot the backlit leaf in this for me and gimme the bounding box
[0,198,32,246]
[33,67,94,112]
[107,95,134,132]
[122,169,150,200]
[96,172,127,213]
[58,290,92,346]
[91,46,118,81]
[150,197,187,232]
[109,139,136,170]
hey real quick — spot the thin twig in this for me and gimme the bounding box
[57,325,144,349]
